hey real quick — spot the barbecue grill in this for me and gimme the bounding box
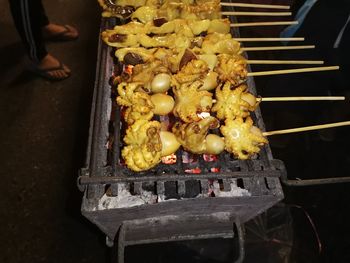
[77,7,286,262]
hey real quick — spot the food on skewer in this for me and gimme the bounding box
[212,83,260,120]
[117,82,154,124]
[172,80,213,123]
[98,0,221,20]
[221,117,268,160]
[159,131,181,156]
[214,54,247,86]
[172,116,221,154]
[106,19,230,36]
[102,29,242,52]
[122,120,163,171]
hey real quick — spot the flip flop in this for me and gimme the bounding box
[44,25,79,42]
[29,61,71,81]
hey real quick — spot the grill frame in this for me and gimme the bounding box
[79,9,285,261]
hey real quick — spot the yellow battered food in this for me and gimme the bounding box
[117,82,154,124]
[122,120,162,171]
[172,116,219,154]
[172,80,213,123]
[212,83,260,120]
[221,117,268,160]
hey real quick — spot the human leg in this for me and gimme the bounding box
[9,0,71,80]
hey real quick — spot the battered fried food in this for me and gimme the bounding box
[172,81,213,123]
[122,120,162,171]
[172,116,219,154]
[220,117,268,160]
[214,54,248,86]
[117,82,154,124]
[212,83,260,120]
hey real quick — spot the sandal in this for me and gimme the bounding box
[44,25,79,42]
[29,61,71,81]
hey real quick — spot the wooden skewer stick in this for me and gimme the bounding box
[263,121,350,136]
[221,11,292,16]
[261,96,345,102]
[212,96,345,103]
[236,37,304,42]
[231,21,298,27]
[247,60,324,65]
[247,66,339,77]
[241,45,315,51]
[220,2,290,10]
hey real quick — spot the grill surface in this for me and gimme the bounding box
[78,6,285,261]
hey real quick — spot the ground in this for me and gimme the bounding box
[0,1,350,263]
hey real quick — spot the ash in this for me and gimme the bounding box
[97,183,157,210]
[212,181,251,197]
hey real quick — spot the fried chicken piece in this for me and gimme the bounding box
[214,54,248,86]
[221,117,268,160]
[122,120,162,171]
[117,82,154,124]
[172,116,219,154]
[172,81,213,123]
[212,83,260,120]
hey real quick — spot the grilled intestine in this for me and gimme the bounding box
[98,0,221,20]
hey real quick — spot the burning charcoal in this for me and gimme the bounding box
[153,17,168,27]
[124,52,144,65]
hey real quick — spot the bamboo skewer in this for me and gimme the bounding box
[247,66,339,77]
[220,2,290,10]
[236,37,304,42]
[221,11,292,16]
[231,21,298,27]
[241,45,315,52]
[212,96,345,104]
[247,60,324,65]
[263,121,350,136]
[261,96,345,102]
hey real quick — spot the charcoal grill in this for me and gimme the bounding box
[78,8,285,262]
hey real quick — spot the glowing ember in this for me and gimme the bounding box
[185,167,201,174]
[161,154,177,164]
[125,64,134,74]
[203,154,218,162]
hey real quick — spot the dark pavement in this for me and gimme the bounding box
[1,1,350,262]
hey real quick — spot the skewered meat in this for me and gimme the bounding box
[214,54,247,86]
[122,120,162,171]
[212,83,260,120]
[172,81,213,123]
[221,117,268,160]
[173,59,209,85]
[107,19,230,36]
[202,33,241,55]
[99,0,222,20]
[117,82,154,124]
[172,116,219,154]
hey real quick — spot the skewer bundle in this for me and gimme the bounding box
[100,0,344,172]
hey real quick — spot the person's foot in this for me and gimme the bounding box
[31,54,71,81]
[42,23,79,41]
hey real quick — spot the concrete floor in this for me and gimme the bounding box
[0,1,108,262]
[1,1,350,263]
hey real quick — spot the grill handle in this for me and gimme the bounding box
[116,220,245,263]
